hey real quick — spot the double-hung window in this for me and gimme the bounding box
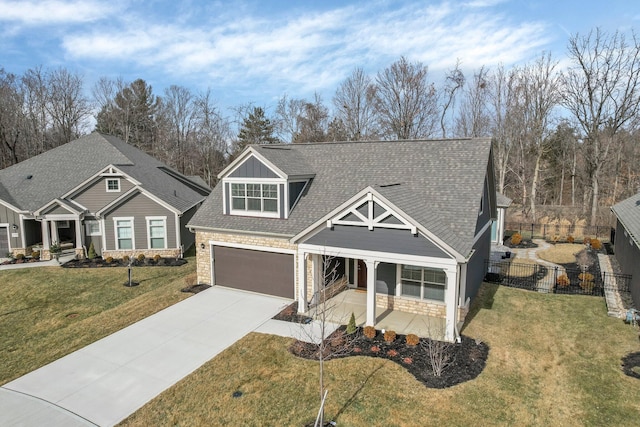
[231,183,278,214]
[400,265,446,302]
[147,217,167,249]
[106,178,120,192]
[114,218,134,250]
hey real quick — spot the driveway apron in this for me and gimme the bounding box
[1,287,290,427]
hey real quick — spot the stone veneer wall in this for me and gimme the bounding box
[195,230,297,287]
[103,248,182,260]
[376,294,446,318]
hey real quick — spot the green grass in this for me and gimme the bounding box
[120,284,640,426]
[0,256,195,385]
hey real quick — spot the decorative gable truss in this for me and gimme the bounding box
[327,192,417,235]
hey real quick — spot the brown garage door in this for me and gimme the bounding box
[213,246,294,299]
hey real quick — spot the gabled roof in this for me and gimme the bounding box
[612,192,640,247]
[189,138,495,258]
[0,132,210,213]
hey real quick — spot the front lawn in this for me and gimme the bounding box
[121,284,640,426]
[0,256,195,385]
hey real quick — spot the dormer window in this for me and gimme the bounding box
[106,178,121,192]
[231,183,278,215]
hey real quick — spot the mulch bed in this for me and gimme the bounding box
[274,304,489,389]
[62,257,187,268]
[622,352,640,379]
[1,258,42,265]
[505,239,539,249]
[181,284,212,294]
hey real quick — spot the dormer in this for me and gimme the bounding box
[218,146,314,219]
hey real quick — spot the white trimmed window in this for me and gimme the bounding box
[231,183,278,214]
[85,220,101,236]
[106,178,121,192]
[146,217,167,249]
[400,265,446,302]
[114,217,134,250]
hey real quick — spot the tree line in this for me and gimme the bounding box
[1,28,638,225]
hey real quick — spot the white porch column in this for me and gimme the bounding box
[312,254,320,292]
[75,219,82,249]
[51,221,59,245]
[297,251,307,313]
[365,260,377,326]
[41,220,50,249]
[444,267,459,342]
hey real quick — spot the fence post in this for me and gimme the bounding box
[554,266,558,291]
[531,223,534,240]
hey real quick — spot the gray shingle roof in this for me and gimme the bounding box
[612,192,640,247]
[0,132,209,213]
[496,192,512,208]
[189,138,494,257]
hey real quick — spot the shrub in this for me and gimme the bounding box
[122,255,130,264]
[556,274,570,287]
[105,256,114,264]
[383,330,396,343]
[578,272,595,291]
[137,253,145,262]
[403,357,413,364]
[387,349,399,357]
[583,236,591,245]
[370,345,380,353]
[363,326,376,339]
[567,235,575,243]
[510,232,522,246]
[578,272,594,282]
[153,254,162,262]
[590,238,602,250]
[346,312,357,335]
[87,241,96,260]
[31,251,40,259]
[406,333,420,346]
[16,253,24,260]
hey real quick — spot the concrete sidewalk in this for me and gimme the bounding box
[0,287,293,427]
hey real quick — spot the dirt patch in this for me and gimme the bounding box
[181,284,212,294]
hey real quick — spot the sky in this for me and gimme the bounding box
[1,0,639,117]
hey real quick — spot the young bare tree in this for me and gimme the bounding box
[0,69,24,167]
[373,56,439,140]
[562,28,640,224]
[440,60,465,138]
[333,67,378,140]
[455,65,491,138]
[45,67,91,146]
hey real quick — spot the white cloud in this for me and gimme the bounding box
[0,0,120,24]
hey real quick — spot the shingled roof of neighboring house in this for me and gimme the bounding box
[0,132,210,213]
[612,192,640,247]
[496,192,512,208]
[189,138,495,258]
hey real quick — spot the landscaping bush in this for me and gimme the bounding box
[384,330,397,343]
[583,236,591,245]
[122,255,130,264]
[556,274,570,287]
[346,312,357,335]
[510,232,522,246]
[87,241,96,260]
[578,272,595,291]
[16,253,24,260]
[31,251,40,260]
[567,235,575,243]
[590,238,602,250]
[137,253,145,262]
[406,333,420,346]
[153,254,162,262]
[363,326,376,339]
[105,256,114,264]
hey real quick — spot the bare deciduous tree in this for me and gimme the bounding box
[333,67,378,140]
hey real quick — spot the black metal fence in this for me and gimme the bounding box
[485,259,631,296]
[504,222,613,242]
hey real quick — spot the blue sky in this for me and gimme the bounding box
[1,0,639,116]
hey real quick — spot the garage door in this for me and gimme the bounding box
[212,246,294,299]
[0,227,8,255]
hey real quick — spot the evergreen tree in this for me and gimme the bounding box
[236,107,278,153]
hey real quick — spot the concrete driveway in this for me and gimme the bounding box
[0,286,291,427]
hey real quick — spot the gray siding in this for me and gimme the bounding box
[466,225,492,300]
[474,176,492,235]
[180,204,199,251]
[42,204,73,215]
[229,156,278,178]
[306,225,450,258]
[615,220,640,308]
[0,204,22,249]
[376,262,396,295]
[73,177,136,212]
[103,192,176,250]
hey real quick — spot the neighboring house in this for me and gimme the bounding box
[611,192,640,307]
[188,138,497,342]
[0,133,210,260]
[492,192,512,245]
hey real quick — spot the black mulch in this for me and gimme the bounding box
[62,257,187,268]
[274,304,489,389]
[505,239,539,249]
[181,284,212,294]
[622,352,640,379]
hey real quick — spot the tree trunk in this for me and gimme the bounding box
[530,150,543,222]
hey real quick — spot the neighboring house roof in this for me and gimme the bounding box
[612,192,640,247]
[189,138,494,258]
[0,132,210,213]
[496,192,512,208]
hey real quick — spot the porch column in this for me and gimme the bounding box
[297,251,307,313]
[312,254,320,293]
[365,260,377,326]
[444,267,458,342]
[75,219,82,249]
[51,221,59,245]
[41,220,50,249]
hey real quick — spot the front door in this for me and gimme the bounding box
[357,260,367,289]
